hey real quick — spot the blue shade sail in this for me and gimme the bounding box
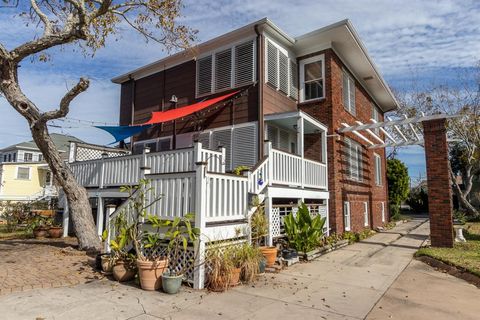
[95,124,152,144]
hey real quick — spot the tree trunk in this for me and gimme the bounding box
[31,123,101,252]
[450,167,479,217]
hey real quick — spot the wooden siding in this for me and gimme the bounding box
[263,84,297,115]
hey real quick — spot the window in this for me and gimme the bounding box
[38,154,43,162]
[345,138,363,181]
[45,171,52,186]
[300,55,325,102]
[372,104,380,134]
[266,124,296,154]
[363,202,369,227]
[381,202,385,223]
[265,38,297,99]
[374,153,382,186]
[24,152,33,162]
[3,155,6,162]
[343,201,351,231]
[157,138,171,152]
[342,69,355,115]
[8,154,11,162]
[196,39,255,97]
[17,167,30,180]
[12,153,16,162]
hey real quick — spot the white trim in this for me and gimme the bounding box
[343,201,351,231]
[381,202,386,223]
[363,201,369,227]
[267,186,329,199]
[299,54,325,102]
[374,153,382,186]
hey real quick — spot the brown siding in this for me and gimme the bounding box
[119,81,133,126]
[263,84,297,115]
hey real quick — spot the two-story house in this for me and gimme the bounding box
[106,18,396,234]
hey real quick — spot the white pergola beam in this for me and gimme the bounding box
[355,121,384,144]
[341,123,374,146]
[404,114,421,140]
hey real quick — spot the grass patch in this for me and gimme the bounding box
[415,222,480,277]
[0,225,32,240]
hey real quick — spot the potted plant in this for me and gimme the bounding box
[161,213,200,294]
[284,203,326,259]
[250,200,277,267]
[205,242,234,292]
[109,214,137,282]
[237,243,263,283]
[224,245,242,286]
[47,220,63,238]
[28,215,50,239]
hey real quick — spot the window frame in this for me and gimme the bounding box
[345,138,363,181]
[299,54,325,103]
[343,201,351,231]
[342,69,356,115]
[381,202,386,223]
[372,104,380,134]
[16,166,31,180]
[374,153,382,186]
[363,201,369,227]
[23,152,33,162]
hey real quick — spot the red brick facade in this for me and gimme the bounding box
[299,49,389,233]
[423,119,454,247]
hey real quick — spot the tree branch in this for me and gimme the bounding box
[30,0,53,35]
[40,77,90,122]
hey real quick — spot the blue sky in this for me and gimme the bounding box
[0,0,479,180]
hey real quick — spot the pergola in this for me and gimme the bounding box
[338,113,462,248]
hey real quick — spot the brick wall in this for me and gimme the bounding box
[423,119,454,247]
[299,49,389,234]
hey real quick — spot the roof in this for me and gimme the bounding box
[0,133,84,153]
[111,18,398,112]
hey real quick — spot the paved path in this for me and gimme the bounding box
[1,218,476,319]
[0,238,102,296]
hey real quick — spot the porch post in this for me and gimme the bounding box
[194,160,207,289]
[96,197,104,237]
[264,141,273,186]
[265,193,273,246]
[105,204,116,253]
[219,146,226,173]
[62,199,69,237]
[297,117,305,188]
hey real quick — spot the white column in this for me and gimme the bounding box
[193,160,207,289]
[62,199,69,237]
[219,146,226,173]
[325,200,330,236]
[105,204,116,253]
[265,193,273,247]
[96,197,104,237]
[264,141,273,186]
[297,117,305,188]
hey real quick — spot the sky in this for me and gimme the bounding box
[0,0,479,181]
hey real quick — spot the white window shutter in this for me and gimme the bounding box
[197,56,212,95]
[235,40,254,86]
[197,132,211,149]
[279,129,290,151]
[278,51,289,94]
[349,76,356,115]
[215,49,232,91]
[212,129,232,170]
[267,125,279,148]
[342,70,349,110]
[266,40,278,87]
[289,60,298,99]
[232,124,257,169]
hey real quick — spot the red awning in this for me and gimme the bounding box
[144,91,239,125]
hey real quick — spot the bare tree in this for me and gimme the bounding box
[0,0,196,251]
[394,63,480,217]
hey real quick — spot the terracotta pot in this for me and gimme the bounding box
[136,259,168,291]
[113,260,136,282]
[101,255,114,275]
[48,227,63,238]
[260,246,278,267]
[33,227,48,239]
[230,267,241,286]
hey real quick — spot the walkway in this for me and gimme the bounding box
[0,238,101,296]
[0,218,477,319]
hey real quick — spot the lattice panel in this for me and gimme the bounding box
[142,243,196,282]
[74,145,130,162]
[271,207,281,238]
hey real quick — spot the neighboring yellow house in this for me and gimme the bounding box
[0,133,83,202]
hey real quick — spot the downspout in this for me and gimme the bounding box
[254,24,264,159]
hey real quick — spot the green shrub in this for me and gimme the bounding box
[284,203,326,253]
[406,187,428,213]
[342,231,359,243]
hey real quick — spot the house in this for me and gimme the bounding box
[67,18,398,288]
[0,133,83,202]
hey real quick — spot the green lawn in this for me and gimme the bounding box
[415,222,480,277]
[0,225,32,240]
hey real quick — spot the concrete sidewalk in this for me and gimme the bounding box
[0,217,463,320]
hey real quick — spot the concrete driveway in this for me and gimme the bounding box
[0,217,477,319]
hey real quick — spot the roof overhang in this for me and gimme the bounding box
[295,20,398,112]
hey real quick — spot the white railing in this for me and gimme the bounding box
[270,148,303,187]
[70,143,225,188]
[204,172,249,223]
[248,157,269,194]
[304,158,327,189]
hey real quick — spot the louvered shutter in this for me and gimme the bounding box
[357,144,362,181]
[349,75,356,115]
[133,142,144,155]
[279,129,290,151]
[215,49,232,91]
[289,60,298,100]
[342,70,349,110]
[197,56,212,95]
[266,40,278,87]
[344,138,352,178]
[278,51,289,94]
[235,40,254,86]
[266,125,279,148]
[158,138,171,151]
[197,132,211,149]
[232,124,257,169]
[212,129,232,170]
[145,141,157,153]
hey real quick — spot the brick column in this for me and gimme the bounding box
[423,118,454,247]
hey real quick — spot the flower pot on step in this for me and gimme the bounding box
[33,227,48,239]
[48,227,63,238]
[162,273,183,294]
[101,255,114,275]
[137,259,168,291]
[230,267,241,286]
[113,260,136,282]
[260,246,278,267]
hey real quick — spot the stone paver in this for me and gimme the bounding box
[0,218,435,320]
[0,237,102,295]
